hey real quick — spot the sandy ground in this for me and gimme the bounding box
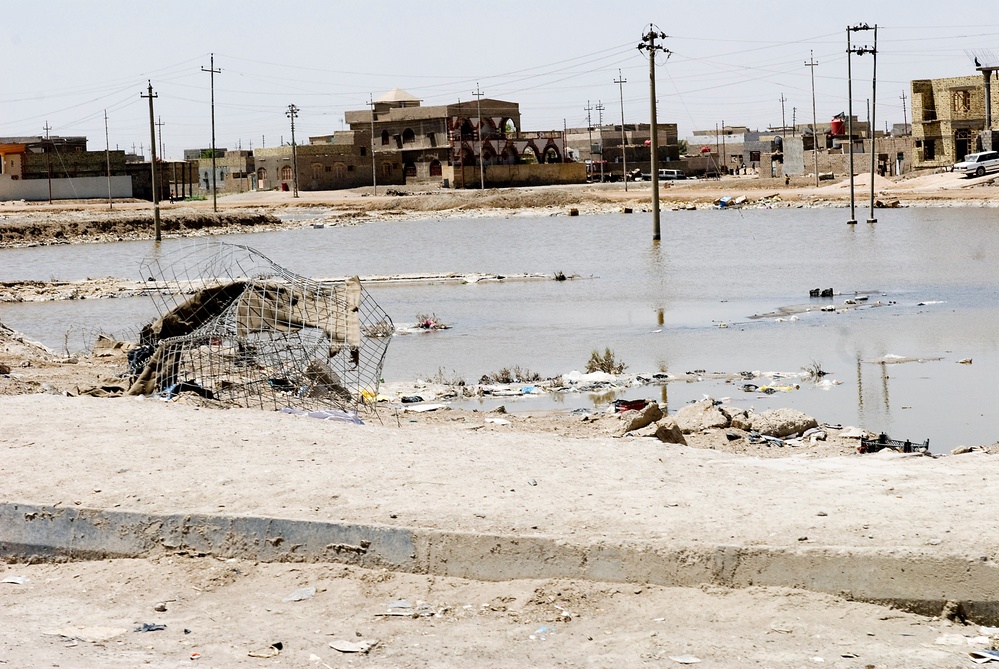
[3,177,999,666]
[0,558,981,669]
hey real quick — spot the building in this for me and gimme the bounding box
[564,123,679,180]
[198,149,255,194]
[0,135,132,201]
[911,70,999,169]
[343,88,580,188]
[253,130,396,192]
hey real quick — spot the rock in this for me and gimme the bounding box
[732,408,817,438]
[718,405,748,425]
[838,426,866,439]
[951,445,974,455]
[653,418,687,445]
[617,402,663,435]
[674,399,729,434]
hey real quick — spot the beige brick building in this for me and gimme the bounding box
[911,74,999,168]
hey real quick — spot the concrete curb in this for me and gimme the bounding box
[3,502,997,623]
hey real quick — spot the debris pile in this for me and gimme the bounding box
[124,241,392,413]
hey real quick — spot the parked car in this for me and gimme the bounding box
[658,169,687,180]
[953,150,999,178]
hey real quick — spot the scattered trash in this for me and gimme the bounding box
[859,433,929,454]
[669,655,702,664]
[613,398,648,413]
[404,403,446,412]
[809,288,834,298]
[283,586,316,602]
[44,626,129,643]
[485,417,511,425]
[248,642,283,658]
[153,602,168,612]
[280,407,364,424]
[530,625,555,640]
[1,575,28,585]
[959,358,973,364]
[134,623,167,632]
[970,649,999,663]
[190,652,201,660]
[400,395,425,403]
[330,639,378,654]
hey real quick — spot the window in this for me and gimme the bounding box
[381,130,390,146]
[280,165,293,180]
[360,147,366,156]
[312,163,323,180]
[402,128,415,144]
[381,162,392,177]
[256,167,267,181]
[952,90,972,114]
[332,163,347,179]
[923,140,936,160]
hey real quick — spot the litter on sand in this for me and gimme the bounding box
[283,586,317,602]
[329,639,378,654]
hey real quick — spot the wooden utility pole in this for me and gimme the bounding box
[805,52,820,186]
[141,81,161,241]
[638,25,670,241]
[202,54,221,212]
[473,83,485,189]
[286,104,300,198]
[615,70,628,191]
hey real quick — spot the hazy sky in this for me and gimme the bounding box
[2,1,996,159]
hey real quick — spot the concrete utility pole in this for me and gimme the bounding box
[846,23,875,225]
[867,25,879,224]
[43,121,52,204]
[473,83,485,189]
[780,94,787,137]
[615,70,628,191]
[141,82,161,241]
[595,101,605,182]
[156,116,165,162]
[585,100,594,180]
[286,104,300,198]
[638,25,671,241]
[104,110,113,210]
[899,91,908,135]
[368,94,377,195]
[202,54,221,212]
[805,52,820,186]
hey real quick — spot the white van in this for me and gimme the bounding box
[954,151,999,178]
[658,169,687,180]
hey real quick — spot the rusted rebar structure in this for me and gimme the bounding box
[126,241,392,414]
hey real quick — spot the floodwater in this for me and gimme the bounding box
[1,206,998,451]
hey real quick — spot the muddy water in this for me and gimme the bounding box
[1,206,997,450]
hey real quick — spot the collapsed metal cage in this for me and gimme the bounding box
[126,241,392,413]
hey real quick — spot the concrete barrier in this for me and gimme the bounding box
[3,502,997,623]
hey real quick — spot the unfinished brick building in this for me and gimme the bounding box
[911,73,999,169]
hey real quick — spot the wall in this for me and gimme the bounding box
[0,175,132,201]
[444,163,586,188]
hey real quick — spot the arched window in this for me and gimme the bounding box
[312,163,324,181]
[381,130,390,146]
[257,167,267,181]
[429,160,442,177]
[402,128,415,144]
[280,165,293,180]
[333,162,347,179]
[381,162,392,178]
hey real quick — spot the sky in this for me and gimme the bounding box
[2,1,997,160]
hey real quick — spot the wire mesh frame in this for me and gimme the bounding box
[132,240,392,413]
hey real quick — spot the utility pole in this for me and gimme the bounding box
[805,51,820,186]
[867,24,879,224]
[638,24,670,241]
[585,100,594,180]
[792,107,797,136]
[847,23,875,225]
[286,104,300,198]
[141,81,161,241]
[156,116,165,162]
[615,70,628,191]
[202,54,221,212]
[595,101,605,182]
[780,94,787,137]
[368,94,377,195]
[43,121,52,204]
[473,83,485,190]
[900,91,908,135]
[104,110,113,210]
